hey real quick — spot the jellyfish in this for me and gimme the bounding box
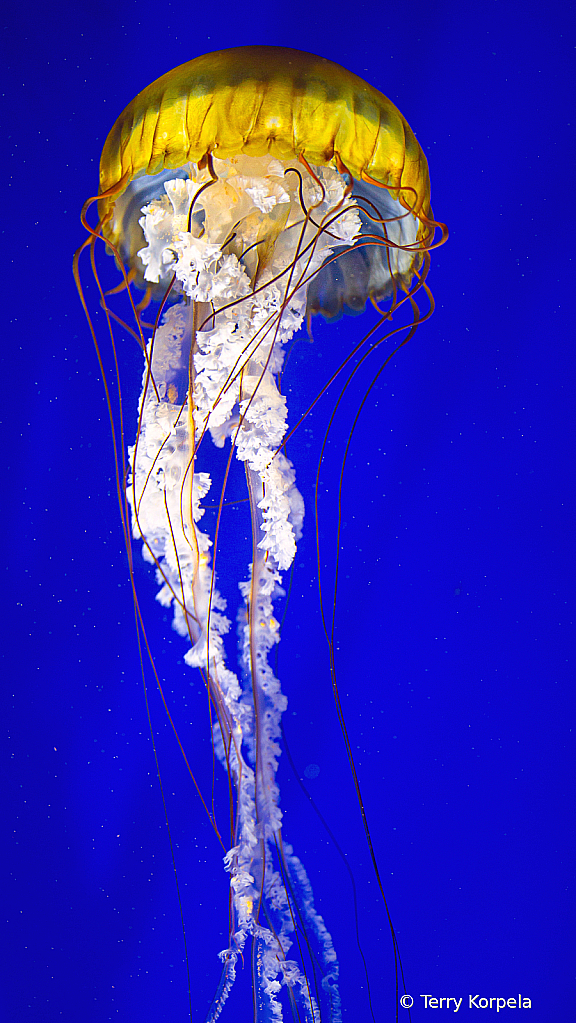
[74,45,445,1022]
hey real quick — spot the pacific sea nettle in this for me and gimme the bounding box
[75,45,445,1023]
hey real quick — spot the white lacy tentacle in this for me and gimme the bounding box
[130,155,358,1020]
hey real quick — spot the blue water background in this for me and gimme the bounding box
[3,2,574,1020]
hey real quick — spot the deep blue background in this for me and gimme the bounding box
[3,2,574,1021]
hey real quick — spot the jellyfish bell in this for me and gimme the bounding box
[98,45,438,311]
[75,45,445,1022]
